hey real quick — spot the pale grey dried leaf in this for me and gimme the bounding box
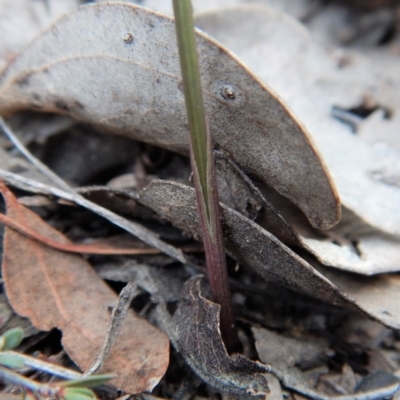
[143,0,317,20]
[254,330,400,400]
[214,149,300,245]
[138,180,400,329]
[0,0,78,71]
[254,189,400,275]
[0,3,340,230]
[194,5,400,237]
[313,262,400,330]
[195,4,310,96]
[302,234,400,275]
[214,150,262,221]
[96,261,185,303]
[268,365,400,400]
[263,373,284,400]
[358,110,400,155]
[155,276,271,398]
[252,327,331,371]
[137,182,352,305]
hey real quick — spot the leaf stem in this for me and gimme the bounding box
[172,0,239,352]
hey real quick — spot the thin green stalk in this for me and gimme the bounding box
[172,0,239,352]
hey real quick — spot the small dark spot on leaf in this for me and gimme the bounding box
[123,32,134,44]
[54,100,70,112]
[136,369,147,378]
[351,240,362,257]
[221,86,236,100]
[73,100,85,110]
[9,165,27,174]
[177,81,183,93]
[16,75,31,86]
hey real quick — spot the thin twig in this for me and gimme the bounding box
[0,117,73,194]
[84,282,138,376]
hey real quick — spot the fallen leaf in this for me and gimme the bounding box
[194,4,400,237]
[155,276,271,398]
[302,233,400,275]
[214,149,262,221]
[255,335,400,400]
[316,364,357,396]
[137,180,357,306]
[214,149,301,246]
[0,182,169,393]
[142,0,317,20]
[137,180,400,329]
[247,177,400,275]
[0,0,78,71]
[0,2,340,230]
[96,260,186,303]
[252,327,331,371]
[312,262,400,331]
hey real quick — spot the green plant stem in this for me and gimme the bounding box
[172,0,239,352]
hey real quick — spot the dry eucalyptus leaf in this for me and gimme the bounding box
[137,180,400,329]
[214,150,262,221]
[155,276,271,398]
[0,0,79,71]
[312,262,400,331]
[0,2,340,230]
[0,182,169,393]
[214,150,400,275]
[254,328,400,400]
[194,5,400,237]
[96,261,185,303]
[138,182,354,306]
[214,150,301,245]
[252,327,331,371]
[253,182,400,275]
[302,234,400,275]
[143,0,317,20]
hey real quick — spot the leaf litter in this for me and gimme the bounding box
[0,1,400,399]
[137,180,400,329]
[0,2,340,231]
[194,3,400,275]
[154,276,271,398]
[0,182,169,393]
